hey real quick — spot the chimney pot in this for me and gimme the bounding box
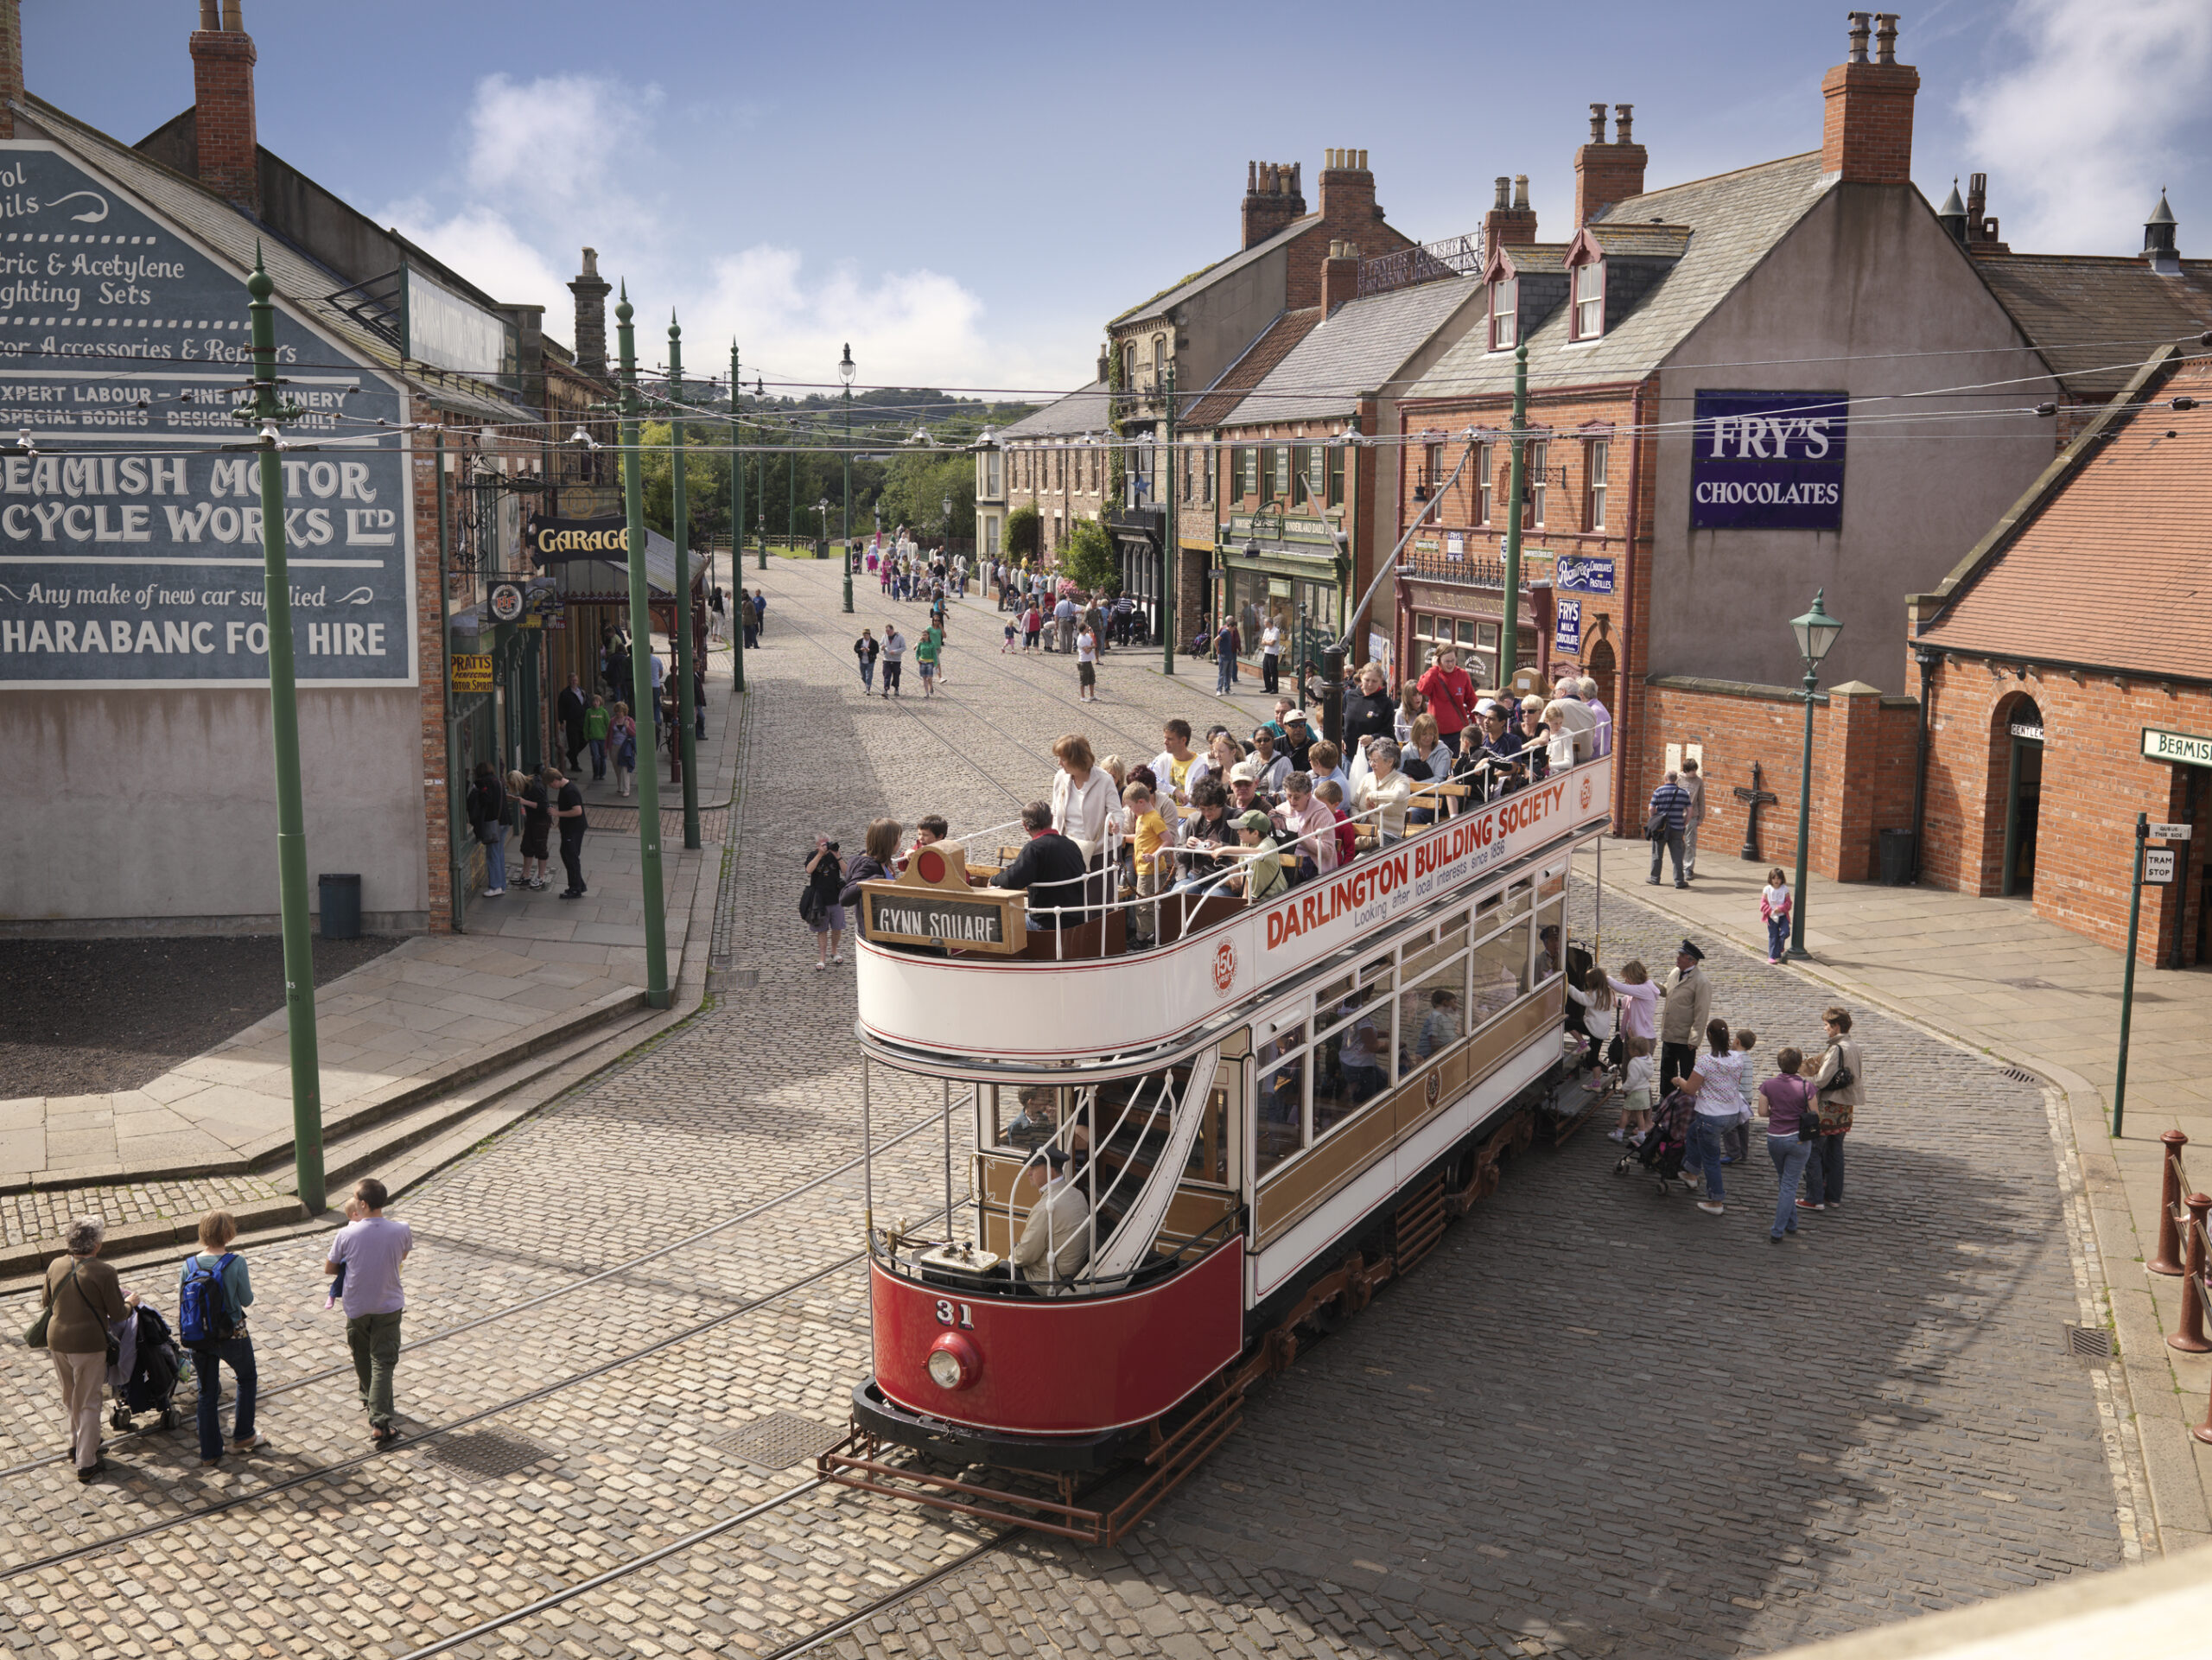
[1513,175,1529,210]
[1356,149,1367,170]
[1847,10,1872,62]
[1587,103,1606,143]
[1613,103,1633,143]
[198,0,218,27]
[1494,175,1511,209]
[1248,160,1257,193]
[1874,11,1898,63]
[221,0,242,28]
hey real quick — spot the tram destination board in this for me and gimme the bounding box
[861,883,1023,954]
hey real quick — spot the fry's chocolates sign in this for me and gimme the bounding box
[1689,390,1847,532]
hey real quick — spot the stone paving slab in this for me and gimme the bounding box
[1578,833,2212,1560]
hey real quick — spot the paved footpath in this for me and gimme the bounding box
[0,563,2142,1658]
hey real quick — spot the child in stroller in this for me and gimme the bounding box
[1617,1084,1698,1194]
[109,1301,183,1432]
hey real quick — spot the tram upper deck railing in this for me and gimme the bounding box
[855,756,1612,1065]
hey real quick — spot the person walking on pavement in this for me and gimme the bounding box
[37,1218,137,1482]
[1258,614,1283,694]
[584,696,611,782]
[1647,770,1692,888]
[751,590,766,639]
[1760,867,1793,964]
[1803,1007,1864,1211]
[881,625,906,699]
[551,764,589,900]
[181,1209,262,1466]
[556,673,588,771]
[1212,614,1241,696]
[516,766,552,890]
[467,762,509,897]
[1682,1020,1750,1216]
[1758,1046,1820,1241]
[325,1179,411,1447]
[610,703,638,798]
[804,836,847,967]
[854,626,880,695]
[1679,755,1707,880]
[1075,622,1100,702]
[1658,939,1713,1101]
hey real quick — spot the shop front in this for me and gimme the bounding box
[1107,507,1166,645]
[1213,511,1345,690]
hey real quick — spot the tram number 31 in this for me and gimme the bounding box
[934,1299,976,1330]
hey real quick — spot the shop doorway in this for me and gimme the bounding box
[1999,699,2044,898]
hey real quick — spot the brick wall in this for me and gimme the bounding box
[1820,61,1919,186]
[1918,658,2212,963]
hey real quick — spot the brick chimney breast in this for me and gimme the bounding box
[1324,239,1362,313]
[1821,10,1919,185]
[0,0,21,141]
[569,247,611,382]
[1573,100,1648,226]
[1319,144,1378,232]
[189,0,259,215]
[1485,175,1538,246]
[1243,157,1307,249]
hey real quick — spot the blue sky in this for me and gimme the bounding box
[26,0,2209,399]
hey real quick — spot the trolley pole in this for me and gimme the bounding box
[616,285,671,1007]
[1500,340,1529,688]
[1162,361,1178,675]
[2115,812,2149,1137]
[244,250,325,1213]
[667,315,700,849]
[729,341,746,694]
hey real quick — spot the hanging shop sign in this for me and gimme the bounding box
[1689,390,1847,532]
[449,652,492,692]
[528,514,632,563]
[486,582,525,625]
[1555,556,1614,595]
[0,145,412,690]
[2144,728,2212,769]
[1554,598,1582,655]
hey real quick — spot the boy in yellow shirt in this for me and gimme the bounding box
[1123,781,1170,948]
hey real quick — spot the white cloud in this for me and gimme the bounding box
[690,247,996,391]
[1958,0,2212,253]
[464,73,656,230]
[381,199,571,316]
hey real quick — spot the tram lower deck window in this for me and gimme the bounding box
[1470,918,1531,1022]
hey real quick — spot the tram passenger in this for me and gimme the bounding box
[990,802,1089,930]
[1009,1147,1092,1291]
[1337,1018,1389,1106]
[1356,741,1414,847]
[1225,760,1275,821]
[1274,772,1337,881]
[1414,989,1462,1059]
[1306,740,1350,800]
[1221,811,1287,905]
[1150,720,1202,805]
[1343,663,1395,755]
[1050,735,1116,912]
[1003,1085,1058,1149]
[1249,726,1292,794]
[1314,779,1357,866]
[1170,780,1235,893]
[1281,709,1314,771]
[1122,783,1171,947]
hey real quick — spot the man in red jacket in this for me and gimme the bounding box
[1416,645,1478,749]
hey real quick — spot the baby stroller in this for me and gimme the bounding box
[109,1302,183,1433]
[1616,1086,1697,1194]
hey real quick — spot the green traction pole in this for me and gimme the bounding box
[667,315,700,849]
[245,249,325,1212]
[2115,811,2148,1137]
[729,340,746,695]
[1162,361,1177,675]
[617,284,671,1007]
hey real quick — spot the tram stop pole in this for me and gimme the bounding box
[616,284,671,1007]
[244,250,326,1213]
[668,315,701,850]
[2114,811,2148,1137]
[729,340,746,696]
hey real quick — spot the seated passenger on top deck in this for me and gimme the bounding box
[990,801,1090,929]
[1009,1147,1092,1291]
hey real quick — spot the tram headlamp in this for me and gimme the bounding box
[926,1331,981,1391]
[926,1348,963,1389]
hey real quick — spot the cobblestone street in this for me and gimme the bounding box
[0,563,2135,1658]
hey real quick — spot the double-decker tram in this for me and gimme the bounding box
[818,756,1616,1542]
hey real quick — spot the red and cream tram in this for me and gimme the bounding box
[818,758,1615,1541]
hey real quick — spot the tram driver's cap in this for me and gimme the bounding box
[1679,938,1705,962]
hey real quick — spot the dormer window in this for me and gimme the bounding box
[1572,260,1605,340]
[1489,276,1518,351]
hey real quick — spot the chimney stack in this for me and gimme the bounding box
[1242,156,1307,250]
[1821,11,1919,186]
[189,0,259,215]
[1324,240,1362,313]
[0,0,22,141]
[569,247,611,382]
[1319,145,1380,236]
[1573,100,1648,226]
[1484,175,1537,247]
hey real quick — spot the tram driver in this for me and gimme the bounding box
[1009,1146,1092,1292]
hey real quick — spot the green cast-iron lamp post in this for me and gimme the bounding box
[840,342,855,614]
[1786,588,1843,961]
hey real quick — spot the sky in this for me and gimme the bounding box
[24,0,2211,402]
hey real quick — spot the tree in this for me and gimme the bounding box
[1063,516,1117,594]
[876,448,975,544]
[639,420,729,551]
[1005,503,1041,560]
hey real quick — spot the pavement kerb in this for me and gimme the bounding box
[0,671,752,1294]
[1577,849,2196,1555]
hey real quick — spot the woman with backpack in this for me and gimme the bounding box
[803,836,847,969]
[35,1218,137,1482]
[180,1209,260,1466]
[467,761,509,897]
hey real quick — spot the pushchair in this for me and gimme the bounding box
[1616,1086,1697,1194]
[109,1302,183,1433]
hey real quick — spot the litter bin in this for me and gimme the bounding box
[318,873,362,939]
[1877,829,1915,887]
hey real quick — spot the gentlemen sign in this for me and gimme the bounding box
[1689,390,1847,531]
[0,144,410,689]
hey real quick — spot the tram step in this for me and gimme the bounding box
[1393,1176,1450,1275]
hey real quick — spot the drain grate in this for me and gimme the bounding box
[728,969,759,989]
[2065,1324,2114,1358]
[2000,1067,2038,1084]
[712,1411,843,1472]
[426,1429,554,1480]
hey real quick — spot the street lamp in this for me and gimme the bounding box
[1785,588,1844,961]
[840,341,855,614]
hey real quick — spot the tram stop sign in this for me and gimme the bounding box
[2144,848,2178,886]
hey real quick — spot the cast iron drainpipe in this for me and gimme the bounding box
[1909,646,1939,882]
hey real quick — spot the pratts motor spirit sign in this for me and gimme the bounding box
[1689,390,1847,532]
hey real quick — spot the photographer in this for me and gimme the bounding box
[803,836,847,970]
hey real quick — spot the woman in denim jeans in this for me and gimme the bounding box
[1679,1018,1748,1217]
[1758,1046,1819,1241]
[181,1210,261,1466]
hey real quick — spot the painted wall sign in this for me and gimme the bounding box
[1554,597,1582,655]
[1555,556,1614,595]
[449,652,492,692]
[0,143,410,689]
[2145,728,2212,768]
[1689,389,1847,531]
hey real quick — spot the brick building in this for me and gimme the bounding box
[976,379,1112,582]
[1908,345,2212,964]
[1393,16,2059,848]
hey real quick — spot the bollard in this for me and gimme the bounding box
[2168,1194,2212,1355]
[2152,1130,2190,1276]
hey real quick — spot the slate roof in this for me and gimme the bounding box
[1586,224,1694,259]
[995,380,1114,441]
[16,94,531,423]
[1497,245,1569,274]
[1181,308,1323,428]
[1916,347,2212,677]
[1971,252,2212,400]
[1408,151,1833,400]
[1110,213,1319,328]
[1215,277,1482,428]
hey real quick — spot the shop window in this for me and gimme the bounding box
[1585,439,1609,531]
[1571,260,1605,340]
[1240,446,1258,499]
[1273,445,1291,503]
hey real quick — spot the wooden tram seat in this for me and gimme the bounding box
[1014,907,1128,960]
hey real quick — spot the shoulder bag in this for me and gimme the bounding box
[22,1261,71,1349]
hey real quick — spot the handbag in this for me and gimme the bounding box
[1795,1078,1821,1142]
[24,1262,118,1365]
[1643,808,1667,840]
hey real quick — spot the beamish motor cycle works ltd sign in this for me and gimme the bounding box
[0,145,411,690]
[1689,390,1847,532]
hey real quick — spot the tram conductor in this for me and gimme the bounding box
[991,801,1090,930]
[1009,1147,1092,1290]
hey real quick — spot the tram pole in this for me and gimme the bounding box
[1161,362,1177,677]
[728,341,745,695]
[616,284,671,1008]
[667,315,700,849]
[245,250,325,1215]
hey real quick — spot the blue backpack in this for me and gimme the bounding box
[179,1252,239,1349]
